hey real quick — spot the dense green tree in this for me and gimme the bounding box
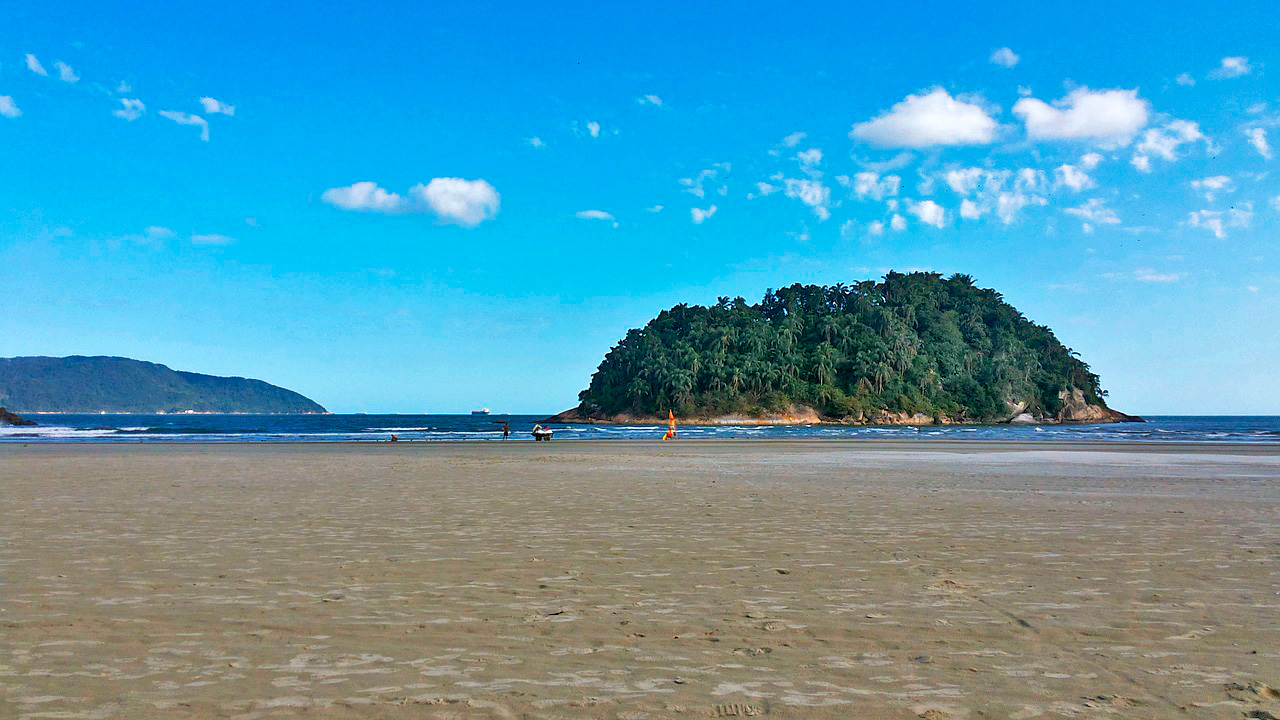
[573,272,1110,422]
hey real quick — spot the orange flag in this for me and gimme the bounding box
[662,409,677,440]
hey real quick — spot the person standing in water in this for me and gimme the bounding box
[502,422,510,440]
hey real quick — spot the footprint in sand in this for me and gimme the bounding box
[1164,626,1215,641]
[914,704,966,719]
[1227,682,1279,701]
[1081,694,1141,708]
[714,703,763,717]
[932,579,974,593]
[1226,681,1280,710]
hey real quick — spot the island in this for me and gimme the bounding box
[0,356,327,414]
[551,272,1141,425]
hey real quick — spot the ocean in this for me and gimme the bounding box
[2,414,1279,444]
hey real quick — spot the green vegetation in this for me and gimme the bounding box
[574,272,1111,422]
[0,356,326,414]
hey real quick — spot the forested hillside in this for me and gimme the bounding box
[0,356,327,414]
[565,272,1133,424]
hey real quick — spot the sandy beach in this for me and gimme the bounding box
[1,441,1277,719]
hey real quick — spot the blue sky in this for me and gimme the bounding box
[2,1,1278,414]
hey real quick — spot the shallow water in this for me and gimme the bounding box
[3,414,1279,444]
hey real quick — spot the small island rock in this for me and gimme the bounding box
[0,407,37,426]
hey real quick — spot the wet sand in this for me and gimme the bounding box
[1,441,1278,719]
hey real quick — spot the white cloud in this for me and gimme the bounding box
[410,177,500,227]
[1080,152,1103,170]
[868,220,885,236]
[940,167,1045,223]
[322,177,504,227]
[116,80,131,93]
[796,148,822,169]
[783,178,831,220]
[1175,72,1195,87]
[907,199,945,228]
[781,131,807,148]
[1212,56,1251,79]
[112,98,145,121]
[1133,268,1183,283]
[943,167,984,195]
[989,47,1019,68]
[191,233,236,246]
[1054,163,1094,191]
[996,192,1047,224]
[54,61,78,83]
[916,172,936,195]
[753,181,779,197]
[680,165,728,199]
[1190,175,1233,202]
[851,88,998,148]
[1131,119,1205,170]
[198,97,235,116]
[889,214,906,231]
[942,166,1049,222]
[0,96,20,118]
[1245,128,1271,159]
[637,94,662,106]
[576,209,618,227]
[1012,87,1148,146]
[25,53,47,76]
[1188,203,1252,238]
[322,182,405,212]
[852,172,901,201]
[691,205,718,224]
[527,136,545,148]
[1271,195,1280,212]
[1014,167,1046,193]
[1064,198,1121,229]
[127,226,176,246]
[587,121,600,138]
[158,110,210,141]
[646,205,664,213]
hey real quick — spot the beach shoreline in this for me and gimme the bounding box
[6,438,1280,454]
[2,442,1277,719]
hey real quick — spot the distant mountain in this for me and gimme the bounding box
[0,356,327,414]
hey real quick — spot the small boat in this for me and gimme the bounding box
[471,408,490,415]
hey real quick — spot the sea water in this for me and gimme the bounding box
[2,414,1279,444]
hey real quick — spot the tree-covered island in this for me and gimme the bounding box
[552,272,1140,425]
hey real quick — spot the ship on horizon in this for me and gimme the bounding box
[471,408,490,415]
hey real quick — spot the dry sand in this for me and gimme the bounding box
[1,441,1278,719]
